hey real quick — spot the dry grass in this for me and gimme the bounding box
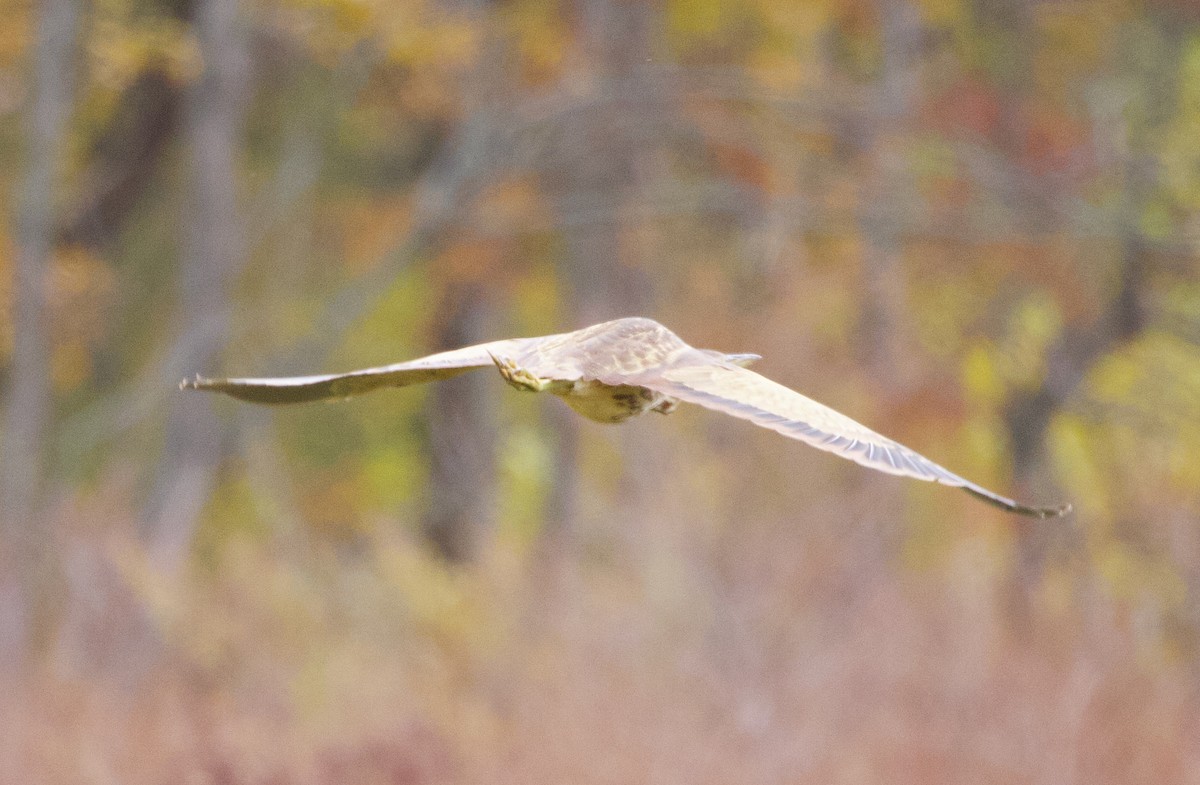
[4,426,1198,785]
[3,482,1197,785]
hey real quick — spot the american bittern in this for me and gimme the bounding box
[183,317,1071,518]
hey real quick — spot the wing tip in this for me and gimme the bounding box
[1013,499,1073,519]
[180,374,202,391]
[964,486,1073,519]
[1037,501,1073,519]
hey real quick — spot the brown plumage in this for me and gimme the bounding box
[182,317,1071,518]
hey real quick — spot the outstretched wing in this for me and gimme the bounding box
[181,337,543,405]
[635,362,1070,518]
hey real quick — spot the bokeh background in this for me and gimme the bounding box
[2,0,1199,782]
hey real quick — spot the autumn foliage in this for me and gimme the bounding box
[1,0,1198,782]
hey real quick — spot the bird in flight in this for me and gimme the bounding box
[182,317,1070,518]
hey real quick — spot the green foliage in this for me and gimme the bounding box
[496,424,553,548]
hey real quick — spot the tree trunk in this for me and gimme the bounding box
[857,0,921,387]
[0,0,82,667]
[999,13,1175,619]
[416,7,512,562]
[140,0,249,573]
[538,0,662,556]
[421,282,499,562]
[61,69,182,250]
[1004,208,1147,615]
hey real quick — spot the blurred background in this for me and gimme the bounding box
[2,0,1199,782]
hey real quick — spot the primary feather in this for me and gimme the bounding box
[181,337,541,404]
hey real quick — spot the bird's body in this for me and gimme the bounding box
[487,318,702,422]
[182,317,1070,518]
[552,379,672,423]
